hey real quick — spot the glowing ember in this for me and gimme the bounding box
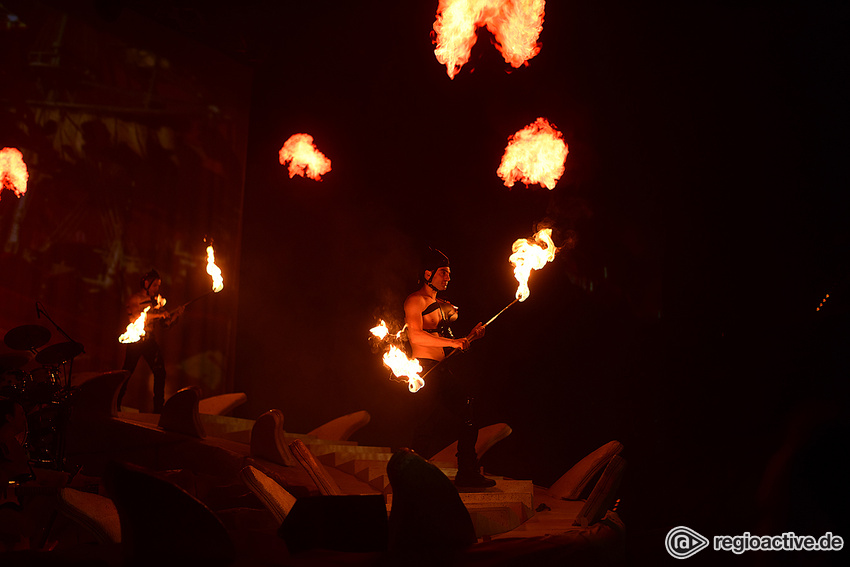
[497,117,568,189]
[278,134,332,181]
[433,0,545,79]
[0,147,29,199]
[206,244,224,293]
[509,228,556,301]
[382,345,425,393]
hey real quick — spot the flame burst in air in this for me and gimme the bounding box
[206,244,224,292]
[278,134,332,181]
[433,0,545,79]
[0,147,29,199]
[510,228,556,301]
[497,117,568,189]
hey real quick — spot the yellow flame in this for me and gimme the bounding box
[433,0,545,79]
[0,147,29,199]
[279,133,332,181]
[509,228,556,301]
[497,117,568,189]
[206,245,224,292]
[370,320,390,340]
[382,345,425,393]
[119,307,150,344]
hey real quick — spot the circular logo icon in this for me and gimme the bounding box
[665,526,710,559]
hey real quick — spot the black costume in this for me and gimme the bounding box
[119,333,167,413]
[118,270,172,413]
[411,301,480,481]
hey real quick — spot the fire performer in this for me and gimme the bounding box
[118,270,184,413]
[403,248,493,488]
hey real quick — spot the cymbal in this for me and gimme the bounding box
[35,341,84,365]
[0,352,31,373]
[4,325,51,351]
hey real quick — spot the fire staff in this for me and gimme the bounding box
[118,270,183,413]
[403,248,493,489]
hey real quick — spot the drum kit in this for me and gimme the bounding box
[1,323,84,468]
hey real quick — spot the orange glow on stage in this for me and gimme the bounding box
[278,134,332,181]
[497,117,568,189]
[0,147,29,199]
[433,0,545,79]
[510,227,556,301]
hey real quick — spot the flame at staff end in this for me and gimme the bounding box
[497,117,568,190]
[119,307,149,344]
[278,134,332,181]
[0,147,29,199]
[370,320,390,340]
[382,345,425,393]
[205,244,224,292]
[510,228,556,301]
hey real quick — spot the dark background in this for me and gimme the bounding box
[2,1,848,563]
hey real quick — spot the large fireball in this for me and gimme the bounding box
[279,134,332,181]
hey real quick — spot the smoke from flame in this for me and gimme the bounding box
[206,244,224,292]
[497,117,568,189]
[279,134,332,181]
[433,0,545,79]
[510,228,556,301]
[0,147,29,199]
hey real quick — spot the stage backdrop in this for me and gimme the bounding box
[0,2,250,411]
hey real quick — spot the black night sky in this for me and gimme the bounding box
[2,0,848,561]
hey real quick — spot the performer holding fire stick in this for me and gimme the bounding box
[403,248,494,489]
[118,270,184,413]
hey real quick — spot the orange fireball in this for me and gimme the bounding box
[278,134,332,181]
[433,0,545,79]
[0,147,28,199]
[497,117,568,189]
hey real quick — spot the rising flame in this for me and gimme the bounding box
[119,295,166,344]
[433,0,545,79]
[119,308,150,344]
[206,244,224,292]
[278,134,332,181]
[0,147,29,199]
[509,228,556,301]
[382,345,425,393]
[497,117,568,189]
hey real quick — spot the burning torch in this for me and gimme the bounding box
[118,241,225,344]
[420,228,558,378]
